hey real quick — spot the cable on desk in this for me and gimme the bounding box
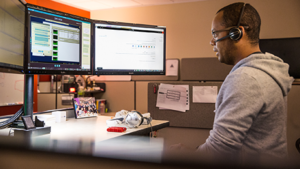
[149,122,153,138]
[0,106,24,129]
[8,127,14,136]
[143,117,153,138]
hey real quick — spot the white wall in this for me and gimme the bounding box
[91,0,300,60]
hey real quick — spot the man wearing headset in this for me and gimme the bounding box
[172,2,294,160]
[202,2,294,159]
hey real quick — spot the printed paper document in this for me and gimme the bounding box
[193,86,218,103]
[156,83,187,112]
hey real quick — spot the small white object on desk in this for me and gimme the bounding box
[52,111,66,123]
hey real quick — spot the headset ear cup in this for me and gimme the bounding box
[229,27,243,41]
[133,111,144,126]
[125,111,144,127]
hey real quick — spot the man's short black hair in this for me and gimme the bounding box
[217,2,261,45]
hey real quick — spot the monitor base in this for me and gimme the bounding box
[14,126,51,138]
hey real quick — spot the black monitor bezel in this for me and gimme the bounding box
[24,4,92,75]
[0,0,25,74]
[0,65,24,74]
[92,20,166,75]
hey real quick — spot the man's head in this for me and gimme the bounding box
[210,3,261,65]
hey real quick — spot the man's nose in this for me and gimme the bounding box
[210,37,216,46]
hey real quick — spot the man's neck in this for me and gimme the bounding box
[234,45,261,65]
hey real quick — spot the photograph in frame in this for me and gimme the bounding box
[73,97,98,119]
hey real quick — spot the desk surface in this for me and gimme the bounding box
[42,116,169,141]
[0,115,169,163]
[0,115,169,142]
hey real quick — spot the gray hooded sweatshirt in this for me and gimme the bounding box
[198,52,294,159]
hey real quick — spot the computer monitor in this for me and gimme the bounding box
[260,37,300,79]
[0,0,25,74]
[24,4,92,75]
[93,21,166,75]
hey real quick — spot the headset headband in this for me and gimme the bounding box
[237,3,246,28]
[215,3,247,42]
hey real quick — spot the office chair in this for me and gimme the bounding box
[296,138,300,154]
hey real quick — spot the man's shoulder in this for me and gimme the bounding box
[229,66,269,80]
[222,67,267,92]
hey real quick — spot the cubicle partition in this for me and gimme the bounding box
[148,81,222,129]
[180,57,233,81]
[147,57,233,129]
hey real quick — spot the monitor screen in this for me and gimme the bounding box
[24,4,92,75]
[260,37,300,79]
[93,22,166,75]
[0,0,25,74]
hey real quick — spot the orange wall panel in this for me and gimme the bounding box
[26,0,90,18]
[0,105,23,116]
[39,75,51,82]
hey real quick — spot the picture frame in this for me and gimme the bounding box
[21,115,36,130]
[73,97,98,119]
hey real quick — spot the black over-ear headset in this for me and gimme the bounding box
[215,3,247,42]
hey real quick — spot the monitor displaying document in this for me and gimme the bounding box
[93,22,166,75]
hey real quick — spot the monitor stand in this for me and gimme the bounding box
[17,74,51,137]
[24,74,34,117]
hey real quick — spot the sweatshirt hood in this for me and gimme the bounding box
[231,52,294,96]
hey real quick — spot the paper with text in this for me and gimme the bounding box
[166,60,178,76]
[193,86,218,103]
[159,85,189,111]
[156,84,187,112]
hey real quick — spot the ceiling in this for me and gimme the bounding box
[52,0,205,11]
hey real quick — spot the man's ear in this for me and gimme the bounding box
[239,26,246,39]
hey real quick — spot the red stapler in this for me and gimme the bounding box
[107,127,127,132]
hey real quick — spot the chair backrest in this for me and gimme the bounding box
[296,138,300,153]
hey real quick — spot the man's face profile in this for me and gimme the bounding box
[210,11,236,65]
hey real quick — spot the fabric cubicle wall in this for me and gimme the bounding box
[148,57,233,128]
